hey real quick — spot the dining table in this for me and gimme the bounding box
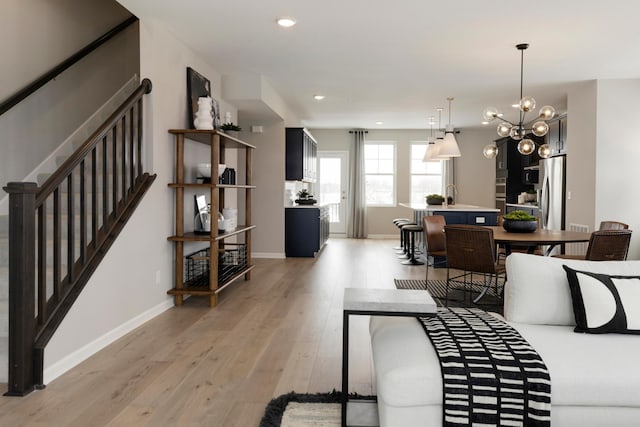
[488,226,592,256]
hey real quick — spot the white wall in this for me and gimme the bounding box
[0,0,138,190]
[310,128,495,236]
[565,80,597,231]
[44,19,238,382]
[594,79,640,259]
[565,78,640,259]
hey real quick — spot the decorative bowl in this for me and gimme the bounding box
[426,196,444,205]
[196,163,211,178]
[502,219,537,233]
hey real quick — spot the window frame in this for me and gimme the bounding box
[364,141,397,207]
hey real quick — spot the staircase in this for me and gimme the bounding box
[2,78,154,395]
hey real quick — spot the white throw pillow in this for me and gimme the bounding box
[504,253,640,326]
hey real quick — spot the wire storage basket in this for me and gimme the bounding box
[184,243,247,287]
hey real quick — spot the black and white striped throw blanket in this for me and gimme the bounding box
[419,308,551,427]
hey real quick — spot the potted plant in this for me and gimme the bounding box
[502,210,538,233]
[295,189,317,205]
[220,122,242,138]
[425,194,445,205]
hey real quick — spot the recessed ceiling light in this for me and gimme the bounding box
[375,121,384,125]
[313,94,325,100]
[481,121,489,125]
[277,17,296,28]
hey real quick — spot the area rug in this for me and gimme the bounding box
[394,278,503,310]
[259,391,375,427]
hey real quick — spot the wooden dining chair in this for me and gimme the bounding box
[443,224,506,306]
[554,230,632,261]
[599,221,629,231]
[422,215,447,282]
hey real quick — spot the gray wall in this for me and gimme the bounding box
[0,0,138,188]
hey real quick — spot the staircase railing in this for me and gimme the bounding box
[3,78,155,396]
[0,16,138,117]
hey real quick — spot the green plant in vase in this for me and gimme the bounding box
[502,210,538,233]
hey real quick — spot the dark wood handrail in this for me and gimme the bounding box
[0,15,138,117]
[36,78,152,205]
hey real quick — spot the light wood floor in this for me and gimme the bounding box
[0,238,443,426]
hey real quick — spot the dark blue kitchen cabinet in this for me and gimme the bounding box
[285,206,329,257]
[432,210,498,226]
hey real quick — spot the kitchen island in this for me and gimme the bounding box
[399,203,500,227]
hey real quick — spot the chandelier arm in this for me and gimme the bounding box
[494,116,515,126]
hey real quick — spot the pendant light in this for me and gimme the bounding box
[437,97,461,158]
[422,115,439,161]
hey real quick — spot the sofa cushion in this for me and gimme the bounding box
[563,266,640,334]
[504,254,640,325]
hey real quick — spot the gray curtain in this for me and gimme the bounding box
[347,130,367,238]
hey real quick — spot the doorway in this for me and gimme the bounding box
[318,151,349,235]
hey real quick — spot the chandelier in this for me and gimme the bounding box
[482,43,555,159]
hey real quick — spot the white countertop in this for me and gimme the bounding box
[506,203,540,210]
[285,204,329,209]
[399,203,500,212]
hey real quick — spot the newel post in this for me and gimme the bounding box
[3,182,38,396]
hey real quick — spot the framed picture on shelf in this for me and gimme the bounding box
[212,98,221,129]
[186,67,211,129]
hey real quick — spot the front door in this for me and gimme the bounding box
[318,151,348,235]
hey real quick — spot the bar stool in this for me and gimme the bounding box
[393,218,413,253]
[401,224,424,265]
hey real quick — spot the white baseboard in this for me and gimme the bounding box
[253,252,286,259]
[43,298,174,385]
[367,234,397,239]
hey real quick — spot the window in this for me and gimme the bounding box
[364,142,395,206]
[410,143,443,204]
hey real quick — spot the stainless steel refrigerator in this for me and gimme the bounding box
[538,154,566,231]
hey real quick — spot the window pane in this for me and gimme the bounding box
[364,145,378,159]
[364,159,378,173]
[378,159,394,174]
[411,176,442,204]
[379,145,394,158]
[425,161,442,174]
[366,175,393,205]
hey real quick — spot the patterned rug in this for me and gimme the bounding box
[394,278,503,311]
[260,391,376,427]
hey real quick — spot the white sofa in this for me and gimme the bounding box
[370,253,640,427]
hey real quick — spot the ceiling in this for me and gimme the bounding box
[118,0,640,130]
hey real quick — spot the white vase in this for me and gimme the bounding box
[194,97,214,130]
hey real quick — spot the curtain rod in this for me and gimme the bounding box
[348,130,368,134]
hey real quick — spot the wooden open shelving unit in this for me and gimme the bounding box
[167,129,255,307]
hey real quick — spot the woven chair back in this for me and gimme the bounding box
[585,230,632,261]
[444,225,497,274]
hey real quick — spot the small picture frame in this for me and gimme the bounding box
[186,67,211,128]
